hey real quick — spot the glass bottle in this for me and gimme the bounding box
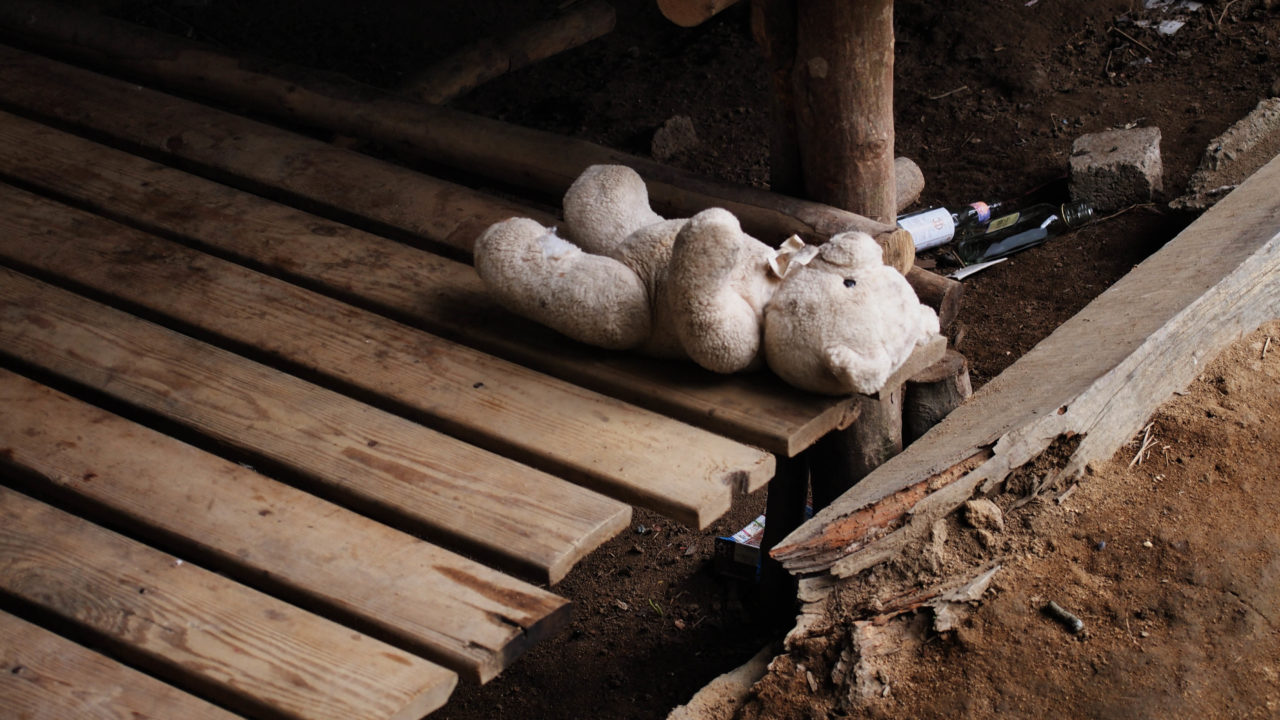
[897,200,1016,252]
[955,201,1095,264]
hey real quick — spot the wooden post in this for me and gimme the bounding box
[806,386,903,511]
[759,452,808,620]
[902,349,972,445]
[792,0,896,223]
[750,0,802,196]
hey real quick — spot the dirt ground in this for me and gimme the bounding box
[741,320,1280,719]
[106,0,1280,717]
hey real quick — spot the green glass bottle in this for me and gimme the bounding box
[955,201,1095,264]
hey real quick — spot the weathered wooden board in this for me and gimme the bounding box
[0,487,457,720]
[1,610,243,720]
[0,9,901,249]
[0,65,856,458]
[775,152,1280,576]
[0,268,630,578]
[0,368,571,682]
[0,183,770,530]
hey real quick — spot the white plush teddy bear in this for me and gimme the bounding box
[474,164,940,395]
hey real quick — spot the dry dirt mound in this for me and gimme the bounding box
[742,320,1280,719]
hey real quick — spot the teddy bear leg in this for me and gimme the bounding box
[667,208,762,373]
[562,165,665,255]
[475,217,652,349]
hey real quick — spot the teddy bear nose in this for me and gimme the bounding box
[843,278,857,288]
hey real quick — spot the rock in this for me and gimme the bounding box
[651,115,699,161]
[1069,126,1163,213]
[963,498,1005,532]
[1172,98,1280,211]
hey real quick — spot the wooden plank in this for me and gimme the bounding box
[0,11,901,250]
[0,486,456,720]
[774,152,1280,576]
[1,610,243,720]
[0,68,855,459]
[0,268,628,579]
[0,368,571,683]
[0,194,771,528]
[0,183,767,524]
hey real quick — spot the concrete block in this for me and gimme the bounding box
[1172,97,1280,211]
[1069,126,1163,213]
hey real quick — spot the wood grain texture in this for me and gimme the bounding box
[792,0,896,222]
[1,610,243,720]
[0,80,855,458]
[0,30,898,252]
[0,267,628,578]
[0,487,456,720]
[775,153,1280,576]
[0,183,767,530]
[0,368,571,682]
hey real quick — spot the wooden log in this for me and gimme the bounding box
[0,184,771,531]
[0,96,857,458]
[903,349,972,445]
[0,487,457,720]
[792,0,896,223]
[895,156,926,212]
[402,0,616,104]
[0,267,633,580]
[774,152,1280,577]
[0,10,904,257]
[657,0,741,27]
[906,265,965,331]
[806,386,903,512]
[0,368,572,683]
[1,610,244,720]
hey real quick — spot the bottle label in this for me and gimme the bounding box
[986,212,1021,233]
[969,201,991,224]
[898,208,956,251]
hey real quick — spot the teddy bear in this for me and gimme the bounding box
[473,164,941,395]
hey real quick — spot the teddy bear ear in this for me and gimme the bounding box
[818,231,884,269]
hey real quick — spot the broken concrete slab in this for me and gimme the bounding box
[1069,126,1163,212]
[1172,97,1280,211]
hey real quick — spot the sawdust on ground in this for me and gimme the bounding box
[740,320,1280,719]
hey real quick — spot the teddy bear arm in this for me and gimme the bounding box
[475,218,651,349]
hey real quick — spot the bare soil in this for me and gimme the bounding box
[111,0,1280,717]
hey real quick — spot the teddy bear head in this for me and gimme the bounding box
[763,231,940,395]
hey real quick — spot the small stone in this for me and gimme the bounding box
[1143,540,1154,548]
[651,115,699,161]
[1069,126,1163,212]
[963,498,1005,532]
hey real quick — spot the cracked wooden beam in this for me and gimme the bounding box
[774,151,1280,577]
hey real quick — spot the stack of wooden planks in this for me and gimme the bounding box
[0,40,887,719]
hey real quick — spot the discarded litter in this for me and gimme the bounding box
[713,506,812,581]
[1043,600,1085,634]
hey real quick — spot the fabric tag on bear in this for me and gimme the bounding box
[768,235,821,279]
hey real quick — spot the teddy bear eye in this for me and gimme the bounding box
[843,278,857,288]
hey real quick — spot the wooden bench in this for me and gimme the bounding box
[0,41,952,718]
